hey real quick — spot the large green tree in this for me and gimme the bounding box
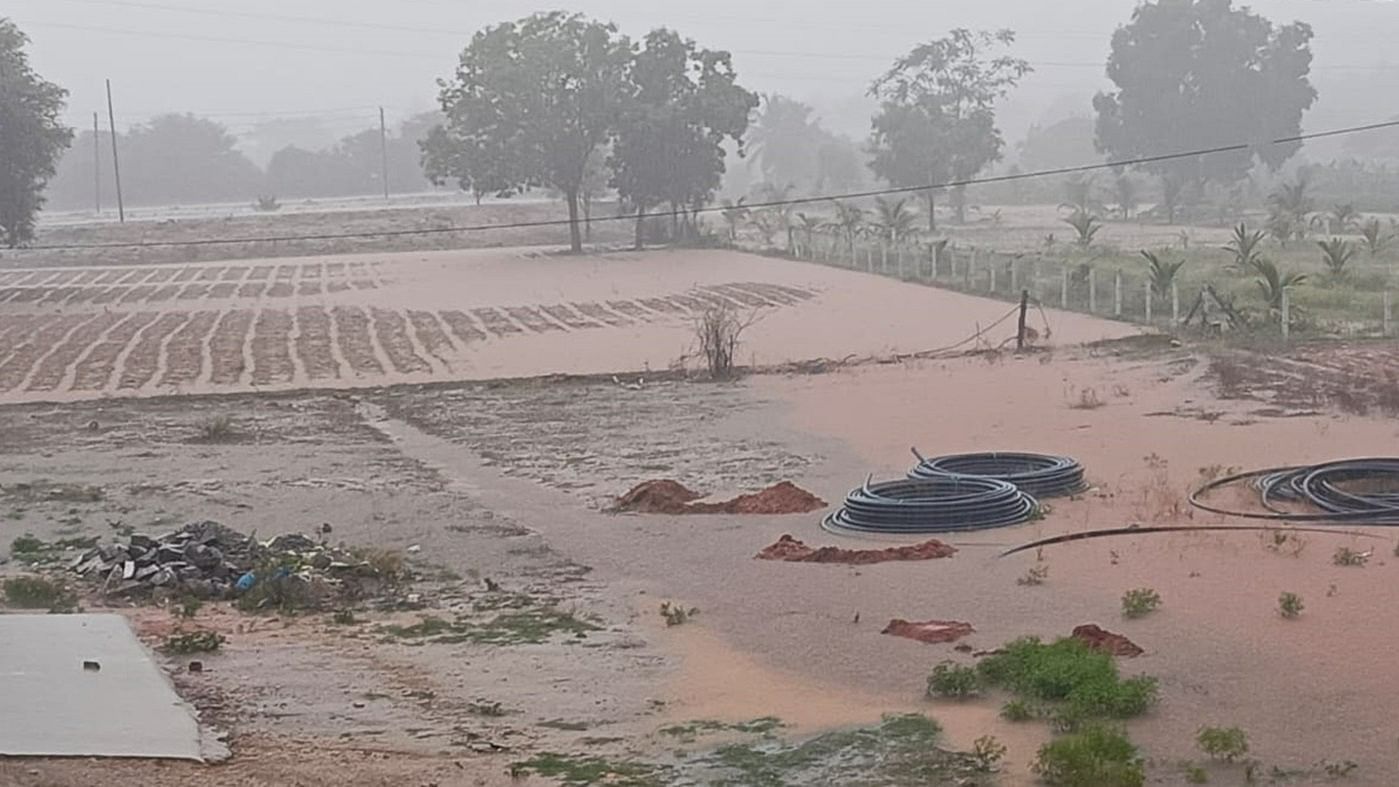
[1093,0,1315,202]
[0,19,72,247]
[610,28,756,248]
[427,12,632,252]
[868,29,1030,230]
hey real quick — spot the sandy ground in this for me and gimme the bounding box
[3,242,1399,785]
[0,247,1131,406]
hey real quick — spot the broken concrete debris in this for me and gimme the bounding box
[68,520,395,602]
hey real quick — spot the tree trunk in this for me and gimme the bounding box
[584,195,592,241]
[925,189,937,233]
[952,187,966,224]
[565,189,583,253]
[634,210,645,251]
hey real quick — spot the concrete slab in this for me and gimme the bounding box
[0,613,203,760]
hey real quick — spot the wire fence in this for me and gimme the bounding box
[774,233,1397,342]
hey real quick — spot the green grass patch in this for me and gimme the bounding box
[1032,724,1144,786]
[162,631,224,654]
[976,637,1159,726]
[381,607,600,646]
[509,753,664,786]
[1,480,103,503]
[2,576,79,612]
[704,713,991,786]
[659,717,784,742]
[10,533,100,565]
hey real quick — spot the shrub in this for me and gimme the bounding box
[1196,726,1249,762]
[926,661,981,699]
[1032,725,1144,787]
[1186,764,1210,783]
[977,637,1158,720]
[1278,592,1304,619]
[970,735,1007,772]
[1000,699,1036,721]
[659,602,699,627]
[197,414,236,443]
[1121,588,1162,618]
[693,303,758,379]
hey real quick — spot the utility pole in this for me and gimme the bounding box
[92,112,102,215]
[379,106,390,200]
[105,80,125,223]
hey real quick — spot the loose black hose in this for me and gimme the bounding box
[1190,458,1399,524]
[909,449,1087,498]
[823,475,1038,535]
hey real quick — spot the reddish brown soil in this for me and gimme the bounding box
[755,534,958,564]
[1071,624,1144,657]
[881,619,975,644]
[614,480,826,515]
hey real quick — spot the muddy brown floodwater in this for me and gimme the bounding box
[2,245,1398,786]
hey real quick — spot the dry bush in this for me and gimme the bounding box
[692,303,760,379]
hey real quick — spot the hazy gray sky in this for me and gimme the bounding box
[10,0,1399,150]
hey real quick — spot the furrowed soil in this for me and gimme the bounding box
[3,234,1399,786]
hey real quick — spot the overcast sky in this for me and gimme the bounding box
[10,0,1399,150]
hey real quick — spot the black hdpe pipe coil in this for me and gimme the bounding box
[823,475,1038,535]
[1190,459,1399,524]
[908,448,1087,499]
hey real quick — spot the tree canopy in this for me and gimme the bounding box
[868,29,1030,229]
[426,12,633,252]
[609,28,756,247]
[1093,0,1316,190]
[747,94,866,195]
[0,18,73,246]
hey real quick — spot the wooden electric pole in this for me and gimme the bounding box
[92,112,101,215]
[105,80,125,223]
[379,106,390,200]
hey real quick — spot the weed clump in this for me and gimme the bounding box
[1196,726,1249,762]
[2,576,78,612]
[1018,564,1049,586]
[1332,546,1369,567]
[926,661,981,699]
[1278,592,1304,619]
[659,601,699,627]
[1121,588,1162,618]
[1185,764,1210,783]
[970,735,1006,772]
[196,414,237,443]
[1000,699,1037,722]
[162,631,224,654]
[1033,724,1144,787]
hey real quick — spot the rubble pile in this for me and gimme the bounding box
[756,534,957,565]
[613,480,826,515]
[69,520,386,601]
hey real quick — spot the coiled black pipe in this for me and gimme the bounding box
[1191,458,1399,524]
[909,449,1087,499]
[823,475,1038,535]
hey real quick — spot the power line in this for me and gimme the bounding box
[17,17,1399,74]
[23,117,1399,252]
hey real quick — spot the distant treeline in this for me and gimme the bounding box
[44,112,444,210]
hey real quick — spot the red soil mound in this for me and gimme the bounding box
[1071,624,1143,657]
[881,619,975,644]
[614,481,826,515]
[755,534,957,565]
